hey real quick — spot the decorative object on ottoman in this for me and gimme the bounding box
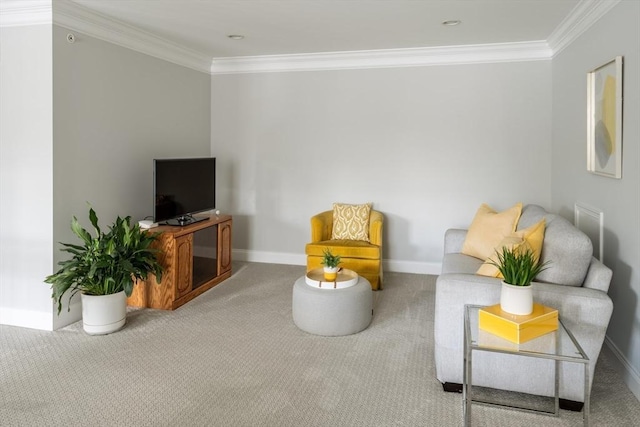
[479,303,558,344]
[305,268,358,289]
[305,203,384,290]
[321,248,341,281]
[45,207,164,335]
[488,246,551,315]
[292,275,373,336]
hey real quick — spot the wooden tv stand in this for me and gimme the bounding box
[127,214,232,310]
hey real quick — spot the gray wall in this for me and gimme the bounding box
[551,0,640,397]
[52,25,212,326]
[211,62,552,271]
[0,24,54,329]
[0,24,211,330]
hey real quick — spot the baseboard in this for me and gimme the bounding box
[231,249,442,275]
[0,307,53,330]
[384,259,442,275]
[603,336,640,402]
[232,249,307,266]
[1,295,81,331]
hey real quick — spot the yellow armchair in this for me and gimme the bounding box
[305,210,383,290]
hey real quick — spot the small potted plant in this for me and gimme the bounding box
[488,245,550,315]
[45,207,164,335]
[321,248,341,281]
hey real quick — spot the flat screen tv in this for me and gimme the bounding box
[154,157,216,226]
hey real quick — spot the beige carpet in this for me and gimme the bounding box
[1,262,639,426]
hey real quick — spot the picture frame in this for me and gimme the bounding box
[587,56,623,179]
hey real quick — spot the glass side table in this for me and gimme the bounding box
[463,304,590,426]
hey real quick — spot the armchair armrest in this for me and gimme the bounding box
[310,210,333,242]
[369,210,383,247]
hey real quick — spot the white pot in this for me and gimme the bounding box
[81,291,127,335]
[500,281,533,315]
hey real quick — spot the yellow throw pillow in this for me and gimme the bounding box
[476,236,523,277]
[331,203,372,242]
[514,218,546,263]
[462,202,523,260]
[476,218,546,278]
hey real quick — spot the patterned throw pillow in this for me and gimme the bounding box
[331,203,372,242]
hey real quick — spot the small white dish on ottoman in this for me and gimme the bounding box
[292,274,373,336]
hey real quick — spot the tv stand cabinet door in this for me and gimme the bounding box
[175,234,193,299]
[217,219,232,276]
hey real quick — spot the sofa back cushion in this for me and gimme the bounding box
[518,205,592,287]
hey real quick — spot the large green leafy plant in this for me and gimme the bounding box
[489,246,550,286]
[45,207,163,314]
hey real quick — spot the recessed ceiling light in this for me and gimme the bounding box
[227,35,245,40]
[442,20,461,26]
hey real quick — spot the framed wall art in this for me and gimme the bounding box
[587,56,623,179]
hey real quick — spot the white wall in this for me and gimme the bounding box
[551,0,640,399]
[211,61,552,271]
[0,24,55,330]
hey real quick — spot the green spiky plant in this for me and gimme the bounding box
[321,248,341,269]
[488,246,550,286]
[45,207,164,314]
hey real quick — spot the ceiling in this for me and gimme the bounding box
[68,0,582,59]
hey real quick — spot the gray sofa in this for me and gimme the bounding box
[434,204,613,404]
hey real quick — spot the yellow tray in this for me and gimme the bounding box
[305,268,359,289]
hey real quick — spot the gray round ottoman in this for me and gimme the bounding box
[292,275,373,336]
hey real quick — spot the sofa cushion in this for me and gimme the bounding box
[462,202,522,260]
[516,204,593,286]
[331,203,371,242]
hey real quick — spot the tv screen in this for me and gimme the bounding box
[154,157,216,225]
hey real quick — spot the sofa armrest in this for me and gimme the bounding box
[369,210,383,247]
[310,210,333,242]
[583,257,613,293]
[444,229,467,254]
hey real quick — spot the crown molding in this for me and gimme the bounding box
[211,41,552,75]
[547,0,621,56]
[2,0,618,75]
[53,0,211,73]
[0,0,52,27]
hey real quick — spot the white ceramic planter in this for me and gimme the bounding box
[81,291,127,335]
[500,281,533,315]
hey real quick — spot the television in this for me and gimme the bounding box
[153,157,216,226]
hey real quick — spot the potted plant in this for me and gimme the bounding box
[45,207,163,335]
[321,248,341,281]
[489,245,550,315]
